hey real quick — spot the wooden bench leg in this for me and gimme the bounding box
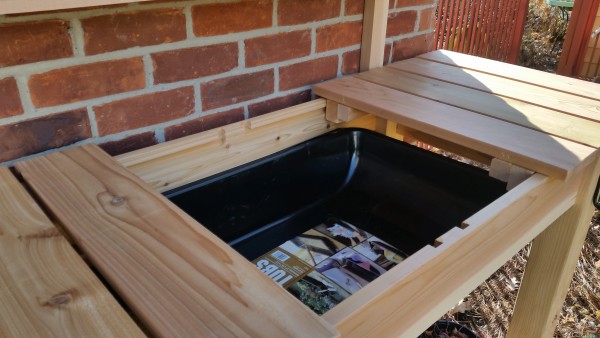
[507,157,600,337]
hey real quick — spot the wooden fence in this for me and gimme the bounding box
[434,0,529,63]
[580,27,600,81]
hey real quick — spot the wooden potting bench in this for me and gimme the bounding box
[1,1,599,337]
[2,49,598,338]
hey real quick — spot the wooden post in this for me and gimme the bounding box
[507,156,600,337]
[360,0,389,72]
[360,0,389,133]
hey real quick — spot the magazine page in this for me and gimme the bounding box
[253,218,408,315]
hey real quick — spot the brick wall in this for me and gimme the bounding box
[0,0,436,163]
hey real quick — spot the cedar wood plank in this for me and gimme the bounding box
[0,167,145,338]
[389,58,600,123]
[15,144,338,338]
[419,50,600,102]
[313,76,597,179]
[357,67,600,148]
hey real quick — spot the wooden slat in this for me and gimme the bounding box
[389,58,600,122]
[357,67,600,147]
[360,0,389,71]
[324,173,579,337]
[314,76,598,179]
[116,99,331,193]
[0,167,145,338]
[15,145,338,338]
[395,124,494,165]
[420,50,600,101]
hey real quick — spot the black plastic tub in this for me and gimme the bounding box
[166,128,506,261]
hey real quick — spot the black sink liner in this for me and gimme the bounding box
[166,128,506,261]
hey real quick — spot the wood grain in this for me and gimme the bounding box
[419,50,600,102]
[389,58,600,123]
[0,167,145,338]
[508,156,600,337]
[116,99,331,193]
[314,76,598,179]
[358,66,600,148]
[395,124,494,165]
[15,145,338,338]
[360,0,389,71]
[323,173,580,337]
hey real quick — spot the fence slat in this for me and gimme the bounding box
[469,0,482,55]
[435,0,528,63]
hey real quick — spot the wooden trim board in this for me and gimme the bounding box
[15,145,338,338]
[0,167,146,338]
[117,99,376,193]
[116,100,331,193]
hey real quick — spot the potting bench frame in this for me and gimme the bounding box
[1,1,599,337]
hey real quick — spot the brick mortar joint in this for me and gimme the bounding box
[0,14,364,79]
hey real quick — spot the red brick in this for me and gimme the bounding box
[0,77,23,118]
[386,10,417,37]
[248,90,311,118]
[317,21,363,52]
[245,30,311,67]
[278,0,341,25]
[0,108,91,162]
[345,0,364,15]
[392,32,434,61]
[192,0,272,36]
[29,58,145,108]
[99,131,157,156]
[165,108,245,141]
[152,43,238,84]
[0,20,72,67]
[94,87,194,136]
[82,8,186,55]
[342,49,361,75]
[345,0,393,15]
[201,70,274,110]
[396,0,435,7]
[419,7,436,31]
[279,56,338,90]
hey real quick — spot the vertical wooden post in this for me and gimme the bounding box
[507,156,600,337]
[360,0,389,72]
[361,0,389,134]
